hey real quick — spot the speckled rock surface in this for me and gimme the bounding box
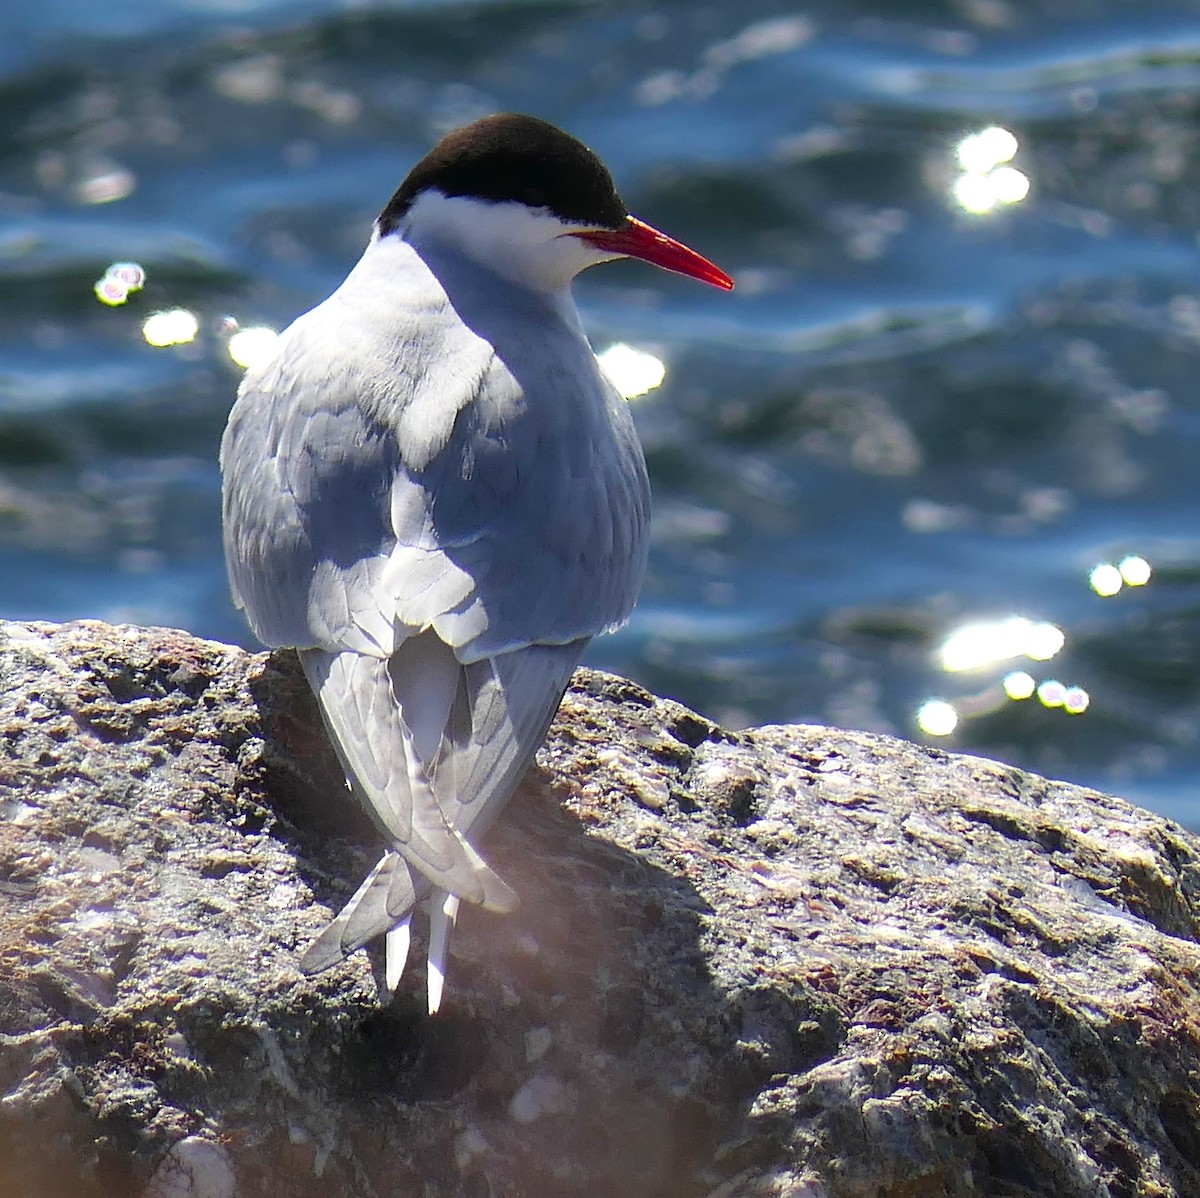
[1,618,1199,1198]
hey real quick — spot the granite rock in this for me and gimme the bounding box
[1,618,1198,1198]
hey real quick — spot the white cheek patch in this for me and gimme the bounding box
[402,190,610,293]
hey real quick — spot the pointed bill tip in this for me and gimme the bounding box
[576,216,734,290]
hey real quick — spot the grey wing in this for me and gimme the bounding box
[437,637,587,836]
[397,353,653,661]
[220,327,406,654]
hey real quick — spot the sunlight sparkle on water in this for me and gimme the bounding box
[597,343,666,399]
[142,309,199,348]
[956,126,1018,174]
[1002,670,1037,700]
[1090,555,1152,596]
[953,174,1000,215]
[1036,680,1087,713]
[1119,555,1151,586]
[952,126,1029,214]
[94,261,145,306]
[228,326,280,370]
[78,166,136,205]
[917,699,958,736]
[953,167,1031,214]
[939,616,1064,672]
[988,166,1030,204]
[1089,563,1123,597]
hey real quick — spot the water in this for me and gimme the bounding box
[4,0,1200,825]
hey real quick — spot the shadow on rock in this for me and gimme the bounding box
[243,649,796,1197]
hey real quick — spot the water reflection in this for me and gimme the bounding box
[9,0,1200,821]
[1090,555,1151,596]
[956,126,1018,174]
[93,261,145,306]
[596,343,666,400]
[1002,670,1036,701]
[1036,679,1090,714]
[916,699,958,736]
[918,552,1154,739]
[920,615,1074,735]
[227,326,280,371]
[77,163,135,205]
[142,309,199,348]
[939,615,1063,672]
[951,125,1031,214]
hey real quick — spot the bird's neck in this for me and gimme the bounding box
[361,228,584,345]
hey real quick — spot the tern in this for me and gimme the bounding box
[221,113,732,1013]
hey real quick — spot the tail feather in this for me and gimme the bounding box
[425,893,460,1015]
[296,632,590,1008]
[299,848,421,973]
[384,918,412,995]
[299,645,516,910]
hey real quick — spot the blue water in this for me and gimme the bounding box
[4,0,1200,825]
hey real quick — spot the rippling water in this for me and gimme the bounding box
[4,0,1200,824]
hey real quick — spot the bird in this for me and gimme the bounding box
[220,112,732,1014]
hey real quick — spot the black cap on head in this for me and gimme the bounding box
[378,113,628,235]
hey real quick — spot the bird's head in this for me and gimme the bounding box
[377,113,733,295]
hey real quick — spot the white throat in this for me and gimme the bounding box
[387,190,619,295]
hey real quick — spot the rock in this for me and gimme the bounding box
[1,617,1199,1198]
